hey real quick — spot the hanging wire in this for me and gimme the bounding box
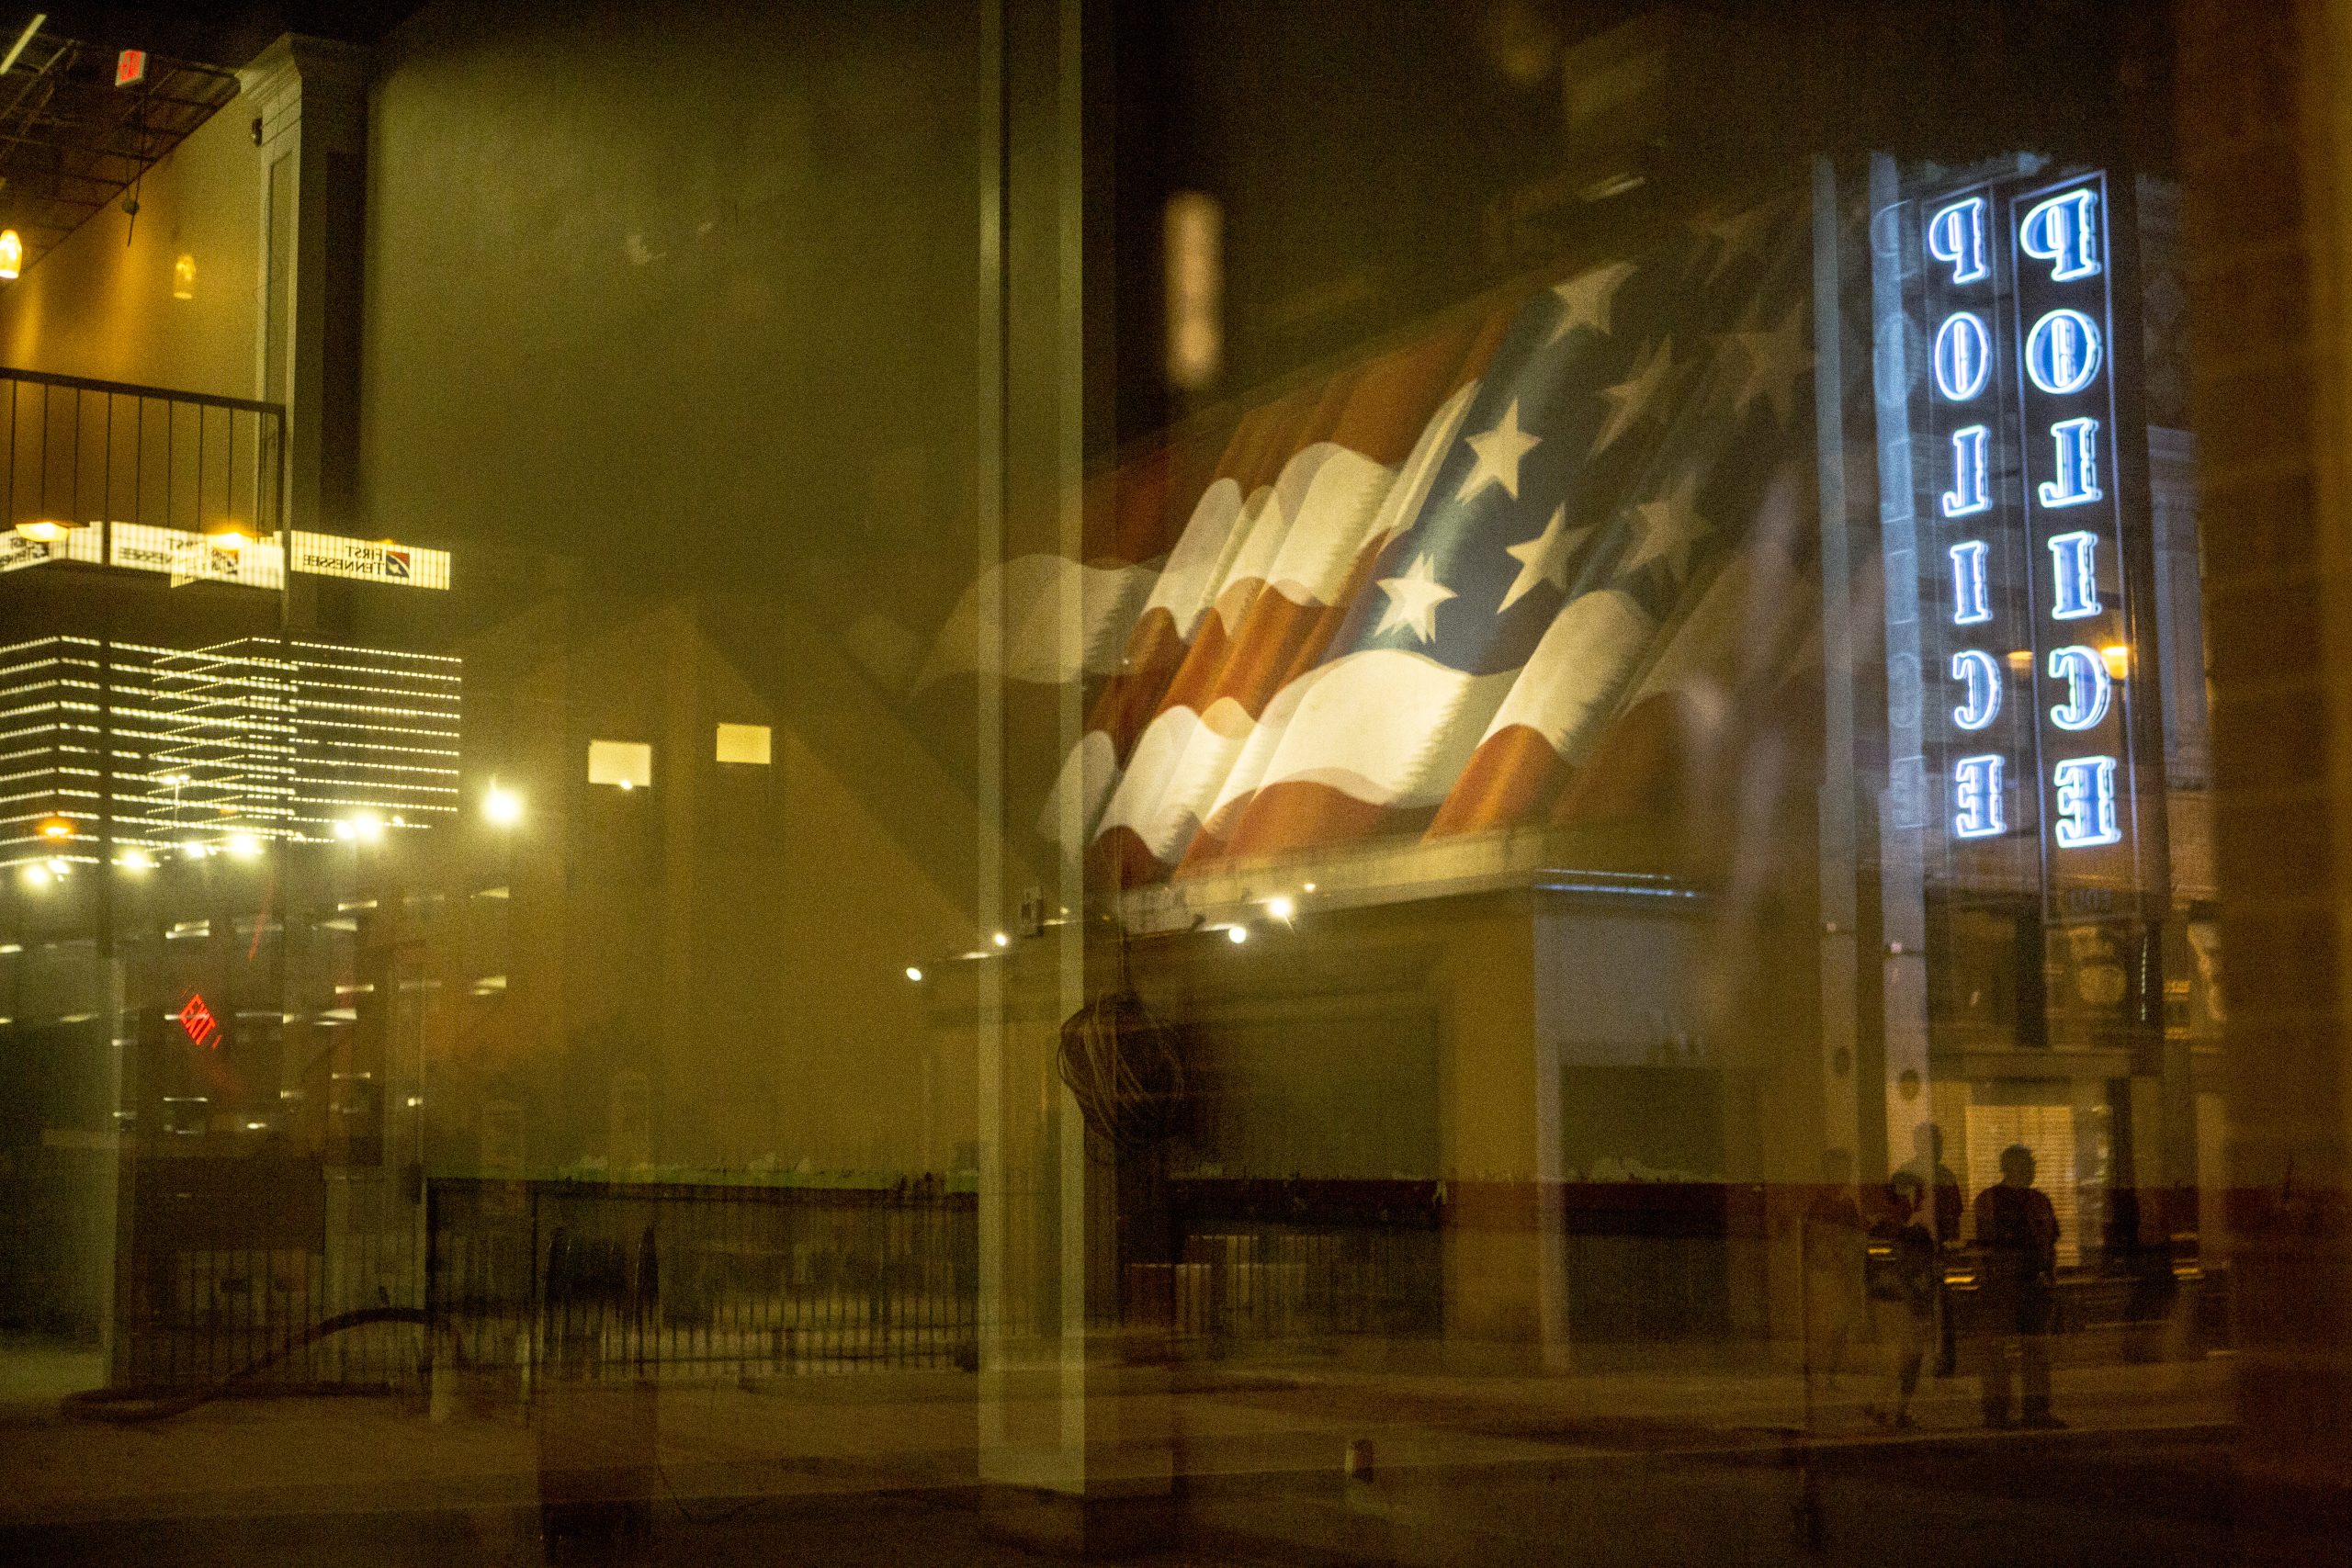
[1057,919,1187,1159]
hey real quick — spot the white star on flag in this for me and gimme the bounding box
[1499,503,1592,613]
[1592,339,1673,454]
[1618,475,1707,580]
[1455,400,1540,502]
[1695,202,1776,284]
[1374,553,1457,643]
[1730,303,1810,424]
[1544,261,1636,347]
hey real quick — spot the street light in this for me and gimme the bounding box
[481,782,524,827]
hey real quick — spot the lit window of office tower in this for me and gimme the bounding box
[0,636,460,867]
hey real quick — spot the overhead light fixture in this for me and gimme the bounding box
[201,518,250,548]
[15,518,74,542]
[905,966,924,983]
[1265,895,1295,922]
[225,831,264,860]
[117,849,155,872]
[1226,924,1250,945]
[0,229,20,282]
[37,816,71,840]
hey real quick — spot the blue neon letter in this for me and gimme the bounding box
[2019,187,2101,282]
[2039,417,2103,509]
[1950,539,1992,626]
[1933,313,1993,401]
[2025,309,2104,396]
[1927,196,1989,287]
[2048,530,2100,620]
[1942,424,1991,517]
[1951,649,2002,731]
[2052,755,2120,848]
[2046,645,2112,731]
[1954,754,2006,839]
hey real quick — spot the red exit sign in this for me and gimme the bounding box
[177,991,220,1049]
[115,50,147,87]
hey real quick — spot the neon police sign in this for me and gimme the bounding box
[1922,170,2138,884]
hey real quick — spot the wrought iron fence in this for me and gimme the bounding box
[426,1177,979,1385]
[113,1212,422,1393]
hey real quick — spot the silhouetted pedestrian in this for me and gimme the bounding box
[1865,1170,1936,1430]
[1972,1144,2062,1428]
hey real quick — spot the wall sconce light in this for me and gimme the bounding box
[15,518,76,542]
[0,230,21,281]
[173,253,195,299]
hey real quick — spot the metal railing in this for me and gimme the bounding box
[427,1177,979,1384]
[2,366,285,540]
[1125,1179,1447,1342]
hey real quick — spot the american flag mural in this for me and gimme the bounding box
[925,194,1821,891]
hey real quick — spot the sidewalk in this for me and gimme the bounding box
[0,1349,2237,1530]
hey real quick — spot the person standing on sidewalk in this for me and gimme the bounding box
[1972,1145,2063,1429]
[1865,1171,1938,1430]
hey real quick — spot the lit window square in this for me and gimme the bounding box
[587,739,651,788]
[716,722,772,765]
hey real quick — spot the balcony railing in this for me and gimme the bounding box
[1,365,285,546]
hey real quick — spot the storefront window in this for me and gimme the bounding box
[0,3,2341,1563]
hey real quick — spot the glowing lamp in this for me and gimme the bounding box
[1226,924,1250,944]
[38,816,72,840]
[481,782,524,827]
[2101,644,2131,679]
[16,519,74,542]
[172,254,195,299]
[0,230,20,281]
[201,518,250,547]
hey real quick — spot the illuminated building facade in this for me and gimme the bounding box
[0,633,460,873]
